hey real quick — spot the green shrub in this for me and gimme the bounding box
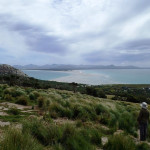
[108,113,117,128]
[22,119,62,146]
[11,88,25,97]
[100,113,110,125]
[52,144,64,150]
[103,134,136,150]
[3,88,13,95]
[16,95,28,105]
[76,120,83,128]
[32,91,40,99]
[136,143,150,150]
[90,129,102,146]
[8,107,20,115]
[62,108,73,119]
[29,93,36,101]
[61,124,94,150]
[38,96,45,108]
[95,104,108,115]
[72,105,91,121]
[118,111,136,134]
[22,119,95,150]
[147,124,150,142]
[49,102,64,117]
[3,94,14,101]
[0,128,43,150]
[46,100,50,107]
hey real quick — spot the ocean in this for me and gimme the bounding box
[22,69,150,85]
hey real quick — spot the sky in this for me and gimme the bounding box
[0,0,150,67]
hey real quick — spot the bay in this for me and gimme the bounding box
[22,69,150,85]
[22,70,70,80]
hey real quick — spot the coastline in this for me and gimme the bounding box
[22,69,150,85]
[49,70,118,85]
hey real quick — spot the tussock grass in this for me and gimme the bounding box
[103,134,136,150]
[0,128,43,150]
[0,84,148,150]
[136,143,150,150]
[22,118,101,150]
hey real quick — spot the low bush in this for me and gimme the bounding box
[136,143,150,150]
[16,95,28,105]
[22,119,95,150]
[29,93,36,101]
[49,102,65,118]
[61,124,95,150]
[0,128,43,150]
[8,107,20,115]
[3,94,14,101]
[37,96,45,108]
[32,91,40,99]
[11,88,25,97]
[108,113,117,128]
[103,134,136,150]
[95,104,108,115]
[22,118,62,146]
[90,129,102,146]
[118,111,136,135]
[147,124,150,142]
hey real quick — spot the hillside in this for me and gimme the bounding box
[0,65,150,105]
[0,84,150,150]
[0,64,27,77]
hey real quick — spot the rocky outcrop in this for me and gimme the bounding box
[0,64,27,77]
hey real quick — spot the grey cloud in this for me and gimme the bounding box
[83,37,150,64]
[119,53,150,62]
[0,15,68,54]
[12,23,38,31]
[116,39,150,51]
[26,33,67,54]
[83,50,150,63]
[112,0,150,23]
[13,23,68,54]
[0,0,150,66]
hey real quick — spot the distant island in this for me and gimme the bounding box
[13,64,148,71]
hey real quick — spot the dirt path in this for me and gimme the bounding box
[0,102,32,110]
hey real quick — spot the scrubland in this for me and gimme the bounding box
[0,84,150,150]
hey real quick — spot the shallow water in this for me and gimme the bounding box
[23,70,70,80]
[22,69,150,85]
[83,69,150,84]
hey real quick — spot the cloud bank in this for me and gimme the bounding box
[0,0,150,67]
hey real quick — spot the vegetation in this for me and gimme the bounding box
[1,74,150,104]
[0,128,43,150]
[103,134,136,150]
[0,83,149,149]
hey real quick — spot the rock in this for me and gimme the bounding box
[0,121,10,127]
[114,130,124,135]
[101,136,108,145]
[0,64,27,77]
[0,111,8,116]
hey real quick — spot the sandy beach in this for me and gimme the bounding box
[50,70,118,85]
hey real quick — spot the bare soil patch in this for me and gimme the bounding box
[0,102,32,110]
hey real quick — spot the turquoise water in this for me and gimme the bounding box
[83,69,150,84]
[23,70,70,80]
[22,69,150,84]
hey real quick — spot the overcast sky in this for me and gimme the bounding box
[0,0,150,67]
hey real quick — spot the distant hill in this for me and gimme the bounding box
[0,64,27,77]
[13,64,142,70]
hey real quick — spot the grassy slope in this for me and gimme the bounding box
[0,84,150,150]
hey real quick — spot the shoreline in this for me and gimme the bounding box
[49,70,118,85]
[22,69,150,85]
